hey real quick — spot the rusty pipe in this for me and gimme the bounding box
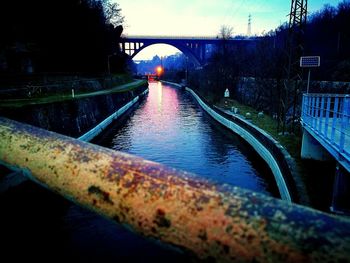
[0,117,349,263]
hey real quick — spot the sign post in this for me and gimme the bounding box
[300,56,320,93]
[224,88,230,108]
[224,88,230,98]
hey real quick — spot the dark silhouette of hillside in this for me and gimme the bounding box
[0,0,126,74]
[305,1,350,81]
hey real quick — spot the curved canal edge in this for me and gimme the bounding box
[78,88,149,142]
[161,80,307,204]
[185,87,290,202]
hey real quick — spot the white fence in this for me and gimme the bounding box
[302,94,350,156]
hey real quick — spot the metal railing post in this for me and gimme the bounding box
[315,97,320,130]
[311,96,316,128]
[340,95,350,152]
[319,96,325,134]
[331,97,339,144]
[324,97,331,138]
[307,94,312,118]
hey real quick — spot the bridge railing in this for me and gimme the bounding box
[302,93,350,156]
[120,35,255,41]
[0,117,350,262]
[121,35,219,40]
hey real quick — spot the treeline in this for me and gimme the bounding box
[306,1,350,81]
[0,0,126,74]
[136,53,196,82]
[191,1,350,114]
[246,1,350,82]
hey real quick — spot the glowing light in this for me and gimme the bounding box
[156,66,163,76]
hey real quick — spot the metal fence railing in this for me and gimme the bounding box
[301,94,350,157]
[1,117,350,262]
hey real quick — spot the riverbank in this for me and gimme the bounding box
[186,87,300,202]
[0,79,148,138]
[0,78,146,108]
[212,97,337,211]
[0,78,149,204]
[181,83,335,211]
[215,98,302,160]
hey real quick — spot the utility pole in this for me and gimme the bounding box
[278,0,308,134]
[247,14,252,37]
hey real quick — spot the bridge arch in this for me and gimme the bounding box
[120,37,214,67]
[120,36,257,68]
[130,42,202,67]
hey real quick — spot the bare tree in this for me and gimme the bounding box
[219,25,234,40]
[104,1,124,26]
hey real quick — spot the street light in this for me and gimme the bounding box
[156,66,163,76]
[107,53,117,75]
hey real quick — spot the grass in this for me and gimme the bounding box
[215,98,302,160]
[0,79,147,108]
[200,94,334,211]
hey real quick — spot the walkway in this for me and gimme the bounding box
[0,80,146,108]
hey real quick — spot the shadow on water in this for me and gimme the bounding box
[0,180,193,263]
[299,159,336,212]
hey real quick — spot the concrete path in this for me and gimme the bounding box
[0,79,146,108]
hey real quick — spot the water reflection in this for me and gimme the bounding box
[99,82,278,196]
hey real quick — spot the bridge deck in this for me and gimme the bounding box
[301,94,350,171]
[121,35,256,42]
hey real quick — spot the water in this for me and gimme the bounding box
[96,82,278,195]
[1,82,279,262]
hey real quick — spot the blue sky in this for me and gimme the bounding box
[115,0,344,59]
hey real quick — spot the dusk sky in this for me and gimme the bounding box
[116,0,344,59]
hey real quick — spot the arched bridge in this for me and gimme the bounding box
[119,35,257,66]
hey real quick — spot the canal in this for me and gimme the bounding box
[1,82,280,262]
[95,82,279,196]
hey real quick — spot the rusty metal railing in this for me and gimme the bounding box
[0,117,350,262]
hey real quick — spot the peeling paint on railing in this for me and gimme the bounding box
[0,117,350,263]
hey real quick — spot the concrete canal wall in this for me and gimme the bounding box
[79,88,148,142]
[0,82,149,140]
[182,86,307,204]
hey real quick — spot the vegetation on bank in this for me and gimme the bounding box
[189,87,302,161]
[158,2,350,137]
[0,79,147,108]
[215,98,302,160]
[184,2,350,173]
